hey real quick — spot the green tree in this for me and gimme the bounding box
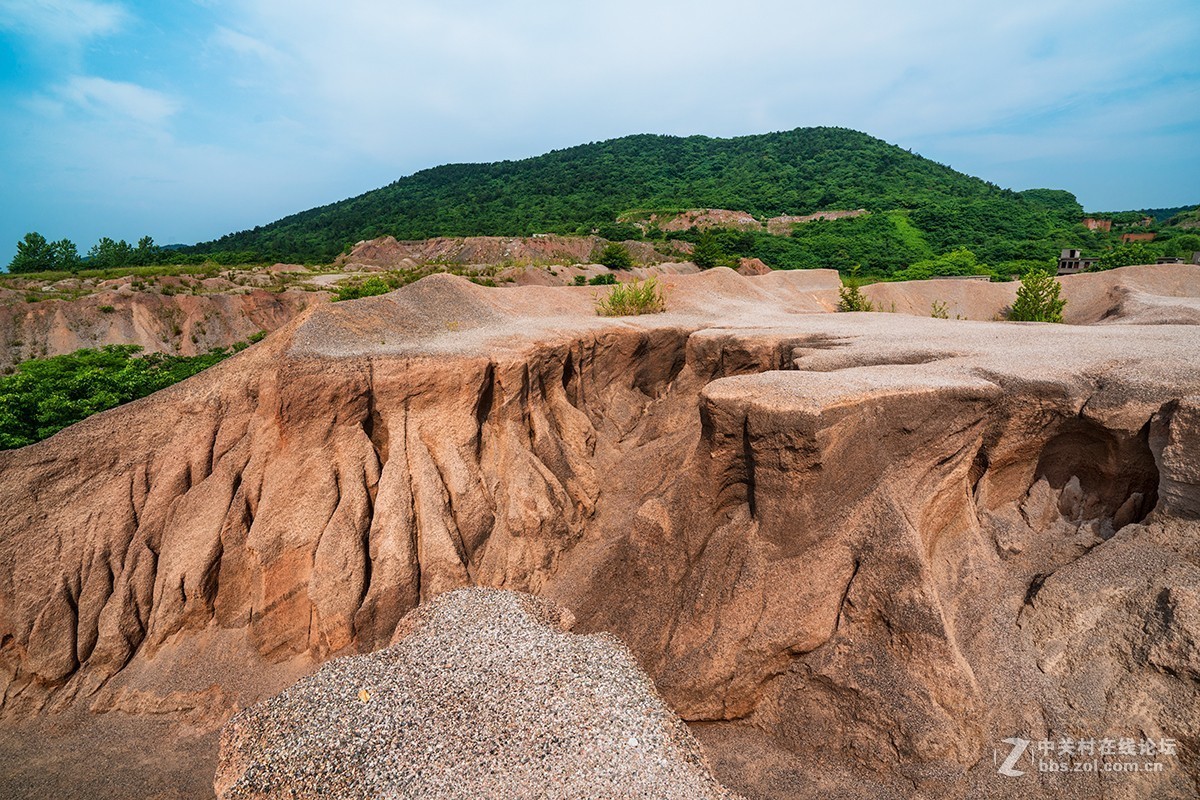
[87,237,135,269]
[52,239,82,271]
[1008,269,1065,322]
[597,242,633,270]
[1092,242,1158,271]
[692,232,722,269]
[133,235,161,266]
[8,232,56,273]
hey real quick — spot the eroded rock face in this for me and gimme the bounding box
[214,588,739,800]
[2,267,1199,799]
[0,288,323,368]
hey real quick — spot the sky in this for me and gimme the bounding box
[1,0,1198,264]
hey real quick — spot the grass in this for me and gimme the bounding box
[595,278,667,317]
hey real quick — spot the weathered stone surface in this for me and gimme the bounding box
[2,266,1199,798]
[215,589,738,800]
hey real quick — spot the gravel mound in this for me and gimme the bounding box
[215,588,740,799]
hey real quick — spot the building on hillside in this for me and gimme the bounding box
[1156,257,1185,264]
[1083,217,1112,231]
[1058,249,1097,275]
[1121,232,1157,243]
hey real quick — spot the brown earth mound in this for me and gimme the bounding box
[862,263,1200,323]
[1,266,1199,799]
[215,588,738,800]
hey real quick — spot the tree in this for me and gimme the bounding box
[133,235,161,266]
[52,239,82,271]
[1008,268,1065,322]
[597,242,633,270]
[1092,242,1158,272]
[87,237,134,269]
[8,232,56,273]
[692,232,722,269]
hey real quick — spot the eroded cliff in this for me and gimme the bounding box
[1,267,1197,799]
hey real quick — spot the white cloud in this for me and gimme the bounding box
[0,0,128,43]
[57,76,180,126]
[212,26,289,66]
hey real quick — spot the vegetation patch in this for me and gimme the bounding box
[1008,269,1065,323]
[0,340,262,449]
[595,278,667,317]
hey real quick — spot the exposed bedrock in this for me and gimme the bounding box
[1,269,1199,798]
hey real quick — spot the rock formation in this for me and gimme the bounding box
[0,284,325,368]
[1,265,1198,798]
[215,588,738,799]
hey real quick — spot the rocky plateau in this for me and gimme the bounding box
[1,264,1199,799]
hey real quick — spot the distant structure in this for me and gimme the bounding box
[1082,217,1112,231]
[1122,232,1157,243]
[1058,249,1097,275]
[1156,257,1185,265]
[1193,251,1200,265]
[929,275,993,282]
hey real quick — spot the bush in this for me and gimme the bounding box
[1008,269,1065,322]
[0,345,231,448]
[572,275,588,286]
[334,276,392,301]
[588,273,616,285]
[597,242,634,270]
[837,266,874,312]
[595,278,666,317]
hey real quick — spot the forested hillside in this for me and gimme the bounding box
[191,127,1086,268]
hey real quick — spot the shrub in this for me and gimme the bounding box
[595,278,666,317]
[597,242,633,270]
[572,275,588,286]
[334,276,391,301]
[1008,269,1065,322]
[837,266,874,312]
[588,273,616,285]
[930,300,949,319]
[0,345,230,448]
[98,305,116,313]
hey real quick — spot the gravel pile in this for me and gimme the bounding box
[215,588,739,799]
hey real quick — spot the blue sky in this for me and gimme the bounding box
[2,0,1198,264]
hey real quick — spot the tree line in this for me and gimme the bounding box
[5,231,266,273]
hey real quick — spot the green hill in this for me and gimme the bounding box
[192,127,1085,272]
